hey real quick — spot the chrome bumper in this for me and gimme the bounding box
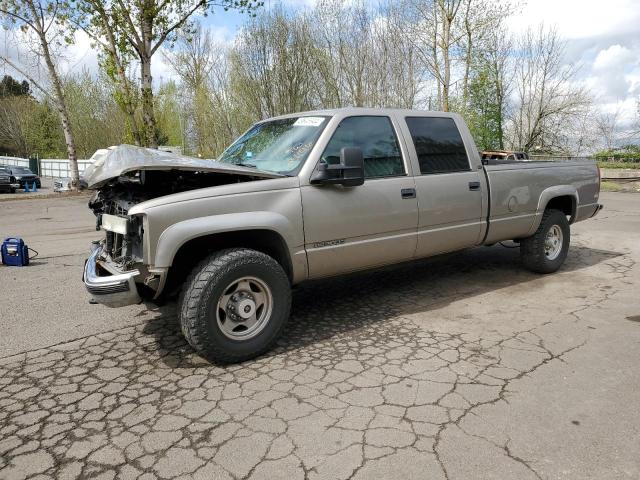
[83,244,141,307]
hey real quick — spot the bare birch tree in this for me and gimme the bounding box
[229,7,318,118]
[506,26,590,152]
[595,108,621,151]
[0,0,80,188]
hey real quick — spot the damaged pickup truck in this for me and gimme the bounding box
[84,108,603,363]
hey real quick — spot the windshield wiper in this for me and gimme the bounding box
[236,162,257,168]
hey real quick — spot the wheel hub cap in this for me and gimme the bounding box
[216,277,273,339]
[544,225,563,260]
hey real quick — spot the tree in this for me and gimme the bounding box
[73,0,143,145]
[595,108,621,152]
[164,24,219,155]
[470,28,512,149]
[0,96,33,156]
[466,65,502,150]
[154,80,184,149]
[0,0,81,188]
[506,26,590,153]
[401,0,465,111]
[83,0,262,149]
[63,71,130,158]
[230,6,317,118]
[0,75,30,97]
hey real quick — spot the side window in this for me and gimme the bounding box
[405,117,470,174]
[320,116,405,178]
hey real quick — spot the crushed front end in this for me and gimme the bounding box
[81,144,281,307]
[83,193,157,307]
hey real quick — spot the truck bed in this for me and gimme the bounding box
[482,160,600,244]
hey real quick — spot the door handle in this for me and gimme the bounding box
[468,181,481,191]
[401,188,416,199]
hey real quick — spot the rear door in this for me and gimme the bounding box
[400,115,484,257]
[301,115,418,278]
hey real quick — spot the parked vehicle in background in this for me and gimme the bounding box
[481,150,529,162]
[83,108,603,363]
[3,166,41,188]
[0,167,21,193]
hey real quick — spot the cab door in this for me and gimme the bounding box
[301,115,418,279]
[400,115,485,257]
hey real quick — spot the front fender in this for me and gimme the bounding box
[153,211,294,268]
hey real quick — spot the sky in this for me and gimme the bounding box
[2,0,639,131]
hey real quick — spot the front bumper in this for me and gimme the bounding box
[83,244,141,307]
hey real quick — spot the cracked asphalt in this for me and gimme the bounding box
[1,192,639,480]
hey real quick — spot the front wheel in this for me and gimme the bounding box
[520,209,570,273]
[179,248,291,363]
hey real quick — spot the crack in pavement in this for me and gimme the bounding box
[0,242,634,480]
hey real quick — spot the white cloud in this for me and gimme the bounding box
[509,0,640,39]
[593,45,636,71]
[509,0,640,131]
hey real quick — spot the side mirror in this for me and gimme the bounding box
[310,147,364,187]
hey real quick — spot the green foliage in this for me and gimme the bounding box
[62,71,130,157]
[74,0,264,147]
[596,161,640,169]
[0,75,30,97]
[25,101,66,157]
[464,66,503,151]
[154,81,184,149]
[595,145,640,163]
[600,181,623,192]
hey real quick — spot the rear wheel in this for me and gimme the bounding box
[520,209,570,273]
[179,248,291,363]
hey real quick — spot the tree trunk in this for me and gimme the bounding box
[441,19,451,112]
[40,35,80,189]
[117,65,143,146]
[140,7,158,149]
[140,56,158,148]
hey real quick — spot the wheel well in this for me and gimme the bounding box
[164,230,293,297]
[545,195,575,220]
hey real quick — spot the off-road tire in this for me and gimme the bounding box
[179,248,291,363]
[520,208,570,273]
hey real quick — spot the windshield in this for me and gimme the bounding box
[13,167,32,174]
[218,116,329,174]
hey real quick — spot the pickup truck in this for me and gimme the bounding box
[0,166,21,193]
[83,108,602,363]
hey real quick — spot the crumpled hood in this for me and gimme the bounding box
[84,144,283,189]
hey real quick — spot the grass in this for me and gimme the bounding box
[597,161,640,170]
[601,181,625,192]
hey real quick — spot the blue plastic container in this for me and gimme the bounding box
[1,237,29,266]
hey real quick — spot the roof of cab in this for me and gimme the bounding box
[264,107,462,122]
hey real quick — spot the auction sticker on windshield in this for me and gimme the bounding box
[293,117,325,127]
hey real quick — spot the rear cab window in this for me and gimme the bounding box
[320,116,405,179]
[405,117,470,174]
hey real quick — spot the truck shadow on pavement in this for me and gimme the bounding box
[144,243,623,368]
